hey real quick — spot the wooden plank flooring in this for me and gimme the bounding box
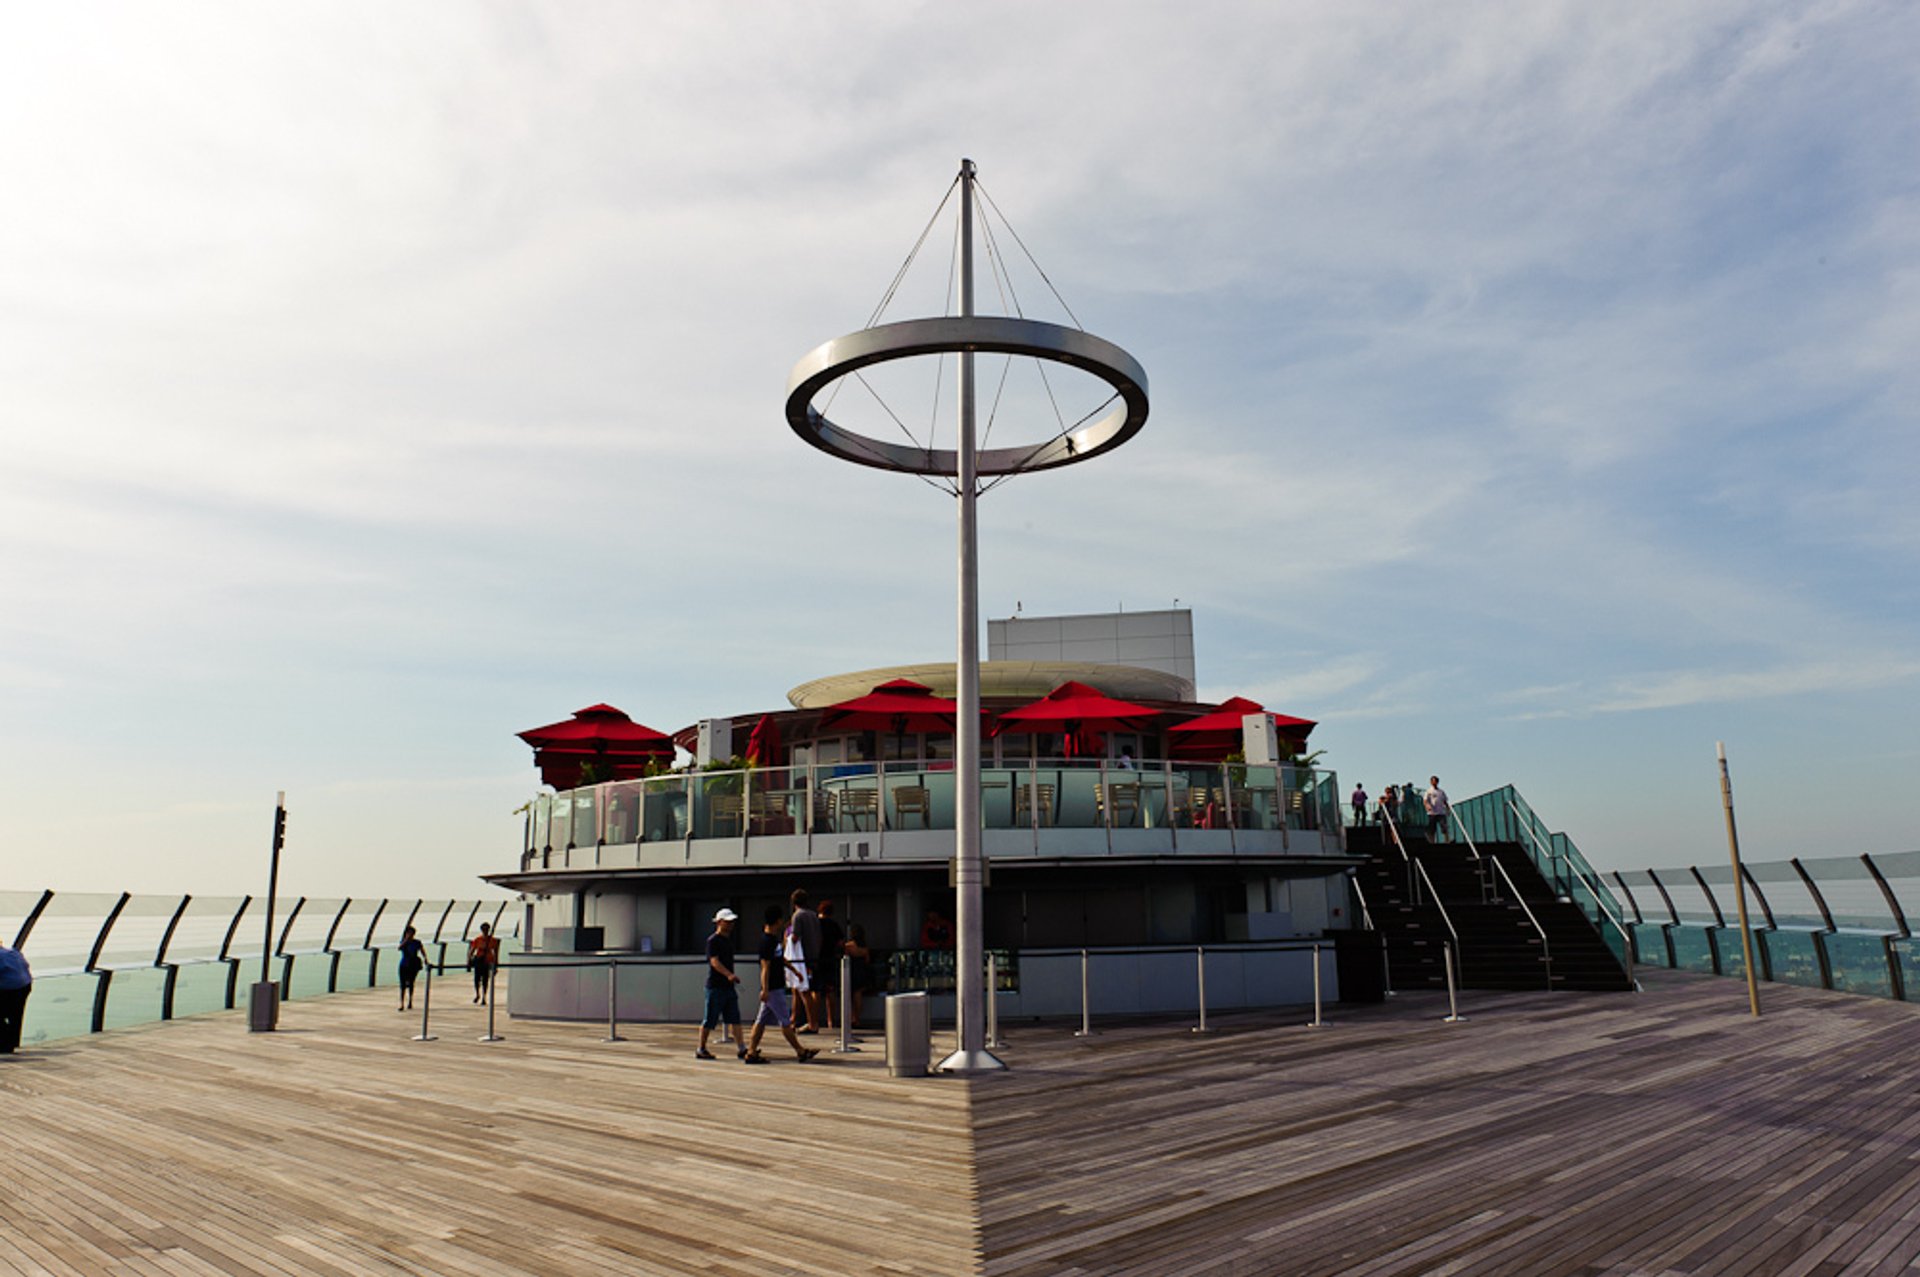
[11,970,1920,1274]
[4,979,977,1276]
[972,970,1920,1276]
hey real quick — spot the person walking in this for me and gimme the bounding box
[695,908,743,1060]
[0,941,31,1054]
[744,906,818,1065]
[467,922,500,1004]
[1351,783,1368,827]
[788,888,824,1033]
[396,925,426,1011]
[1425,777,1451,843]
[814,899,844,1030]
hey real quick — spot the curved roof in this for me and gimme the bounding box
[788,661,1193,709]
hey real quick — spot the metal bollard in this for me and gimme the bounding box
[1073,948,1096,1038]
[1381,933,1395,997]
[412,963,437,1042]
[1191,945,1210,1034]
[479,963,503,1043]
[986,952,1002,1050]
[604,957,624,1042]
[1443,942,1466,1023]
[1306,943,1324,1029]
[834,955,861,1054]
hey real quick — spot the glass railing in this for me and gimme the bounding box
[3,889,518,1048]
[521,759,1341,857]
[1606,848,1920,1004]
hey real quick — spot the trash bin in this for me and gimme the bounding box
[885,991,930,1077]
[247,980,279,1032]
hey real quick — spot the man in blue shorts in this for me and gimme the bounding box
[743,905,818,1065]
[695,908,743,1060]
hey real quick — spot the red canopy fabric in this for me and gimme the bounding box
[817,679,963,736]
[517,704,675,751]
[745,713,784,767]
[517,704,674,789]
[1167,696,1316,760]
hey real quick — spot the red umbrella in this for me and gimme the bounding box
[745,713,784,768]
[517,704,674,789]
[1168,696,1316,760]
[994,681,1160,757]
[818,679,963,737]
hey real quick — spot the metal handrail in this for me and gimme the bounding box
[1414,857,1461,961]
[1349,875,1377,931]
[1381,807,1415,898]
[1563,857,1637,989]
[1507,800,1568,895]
[1490,855,1551,989]
[1447,809,1484,862]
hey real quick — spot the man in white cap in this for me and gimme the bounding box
[695,907,744,1060]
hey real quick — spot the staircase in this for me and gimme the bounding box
[1349,825,1634,993]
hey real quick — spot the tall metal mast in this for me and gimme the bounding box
[941,159,1001,1072]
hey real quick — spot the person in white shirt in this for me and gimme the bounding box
[1424,777,1450,843]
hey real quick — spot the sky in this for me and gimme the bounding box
[2,2,1915,901]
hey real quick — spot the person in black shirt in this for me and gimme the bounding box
[815,899,845,1031]
[695,908,743,1060]
[744,905,818,1065]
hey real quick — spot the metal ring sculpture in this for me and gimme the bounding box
[785,315,1149,476]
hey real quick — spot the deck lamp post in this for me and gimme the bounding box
[248,791,287,1032]
[787,159,1148,1073]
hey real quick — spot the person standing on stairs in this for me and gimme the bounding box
[1425,777,1451,842]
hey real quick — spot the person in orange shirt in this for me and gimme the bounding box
[467,922,501,1005]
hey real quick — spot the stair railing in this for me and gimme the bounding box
[1508,808,1637,989]
[1507,799,1572,897]
[1348,874,1377,931]
[1414,857,1461,965]
[1489,854,1552,990]
[1446,809,1490,902]
[1381,807,1415,900]
[1564,858,1637,990]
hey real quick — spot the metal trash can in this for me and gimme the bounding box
[885,991,931,1077]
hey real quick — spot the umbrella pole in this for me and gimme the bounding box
[941,158,1003,1075]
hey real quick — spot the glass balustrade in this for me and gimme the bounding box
[7,891,516,1047]
[527,759,1343,845]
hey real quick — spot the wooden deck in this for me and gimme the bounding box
[10,970,1920,1275]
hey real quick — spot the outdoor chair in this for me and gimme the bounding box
[1097,782,1142,828]
[708,792,745,837]
[893,785,932,829]
[1014,782,1056,828]
[749,790,791,835]
[837,787,880,832]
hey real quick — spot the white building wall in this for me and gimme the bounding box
[988,608,1195,699]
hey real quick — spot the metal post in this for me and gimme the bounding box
[986,952,1003,1049]
[939,158,1004,1076]
[479,964,503,1043]
[1718,742,1762,1017]
[1307,943,1324,1029]
[1381,933,1395,997]
[249,793,287,1032]
[834,954,861,1053]
[1191,945,1209,1034]
[604,957,623,1042]
[1073,948,1095,1037]
[1443,941,1465,1023]
[412,961,437,1042]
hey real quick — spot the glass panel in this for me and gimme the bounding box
[1053,765,1098,829]
[1630,923,1671,967]
[287,952,334,1000]
[18,971,100,1045]
[1717,928,1765,980]
[982,767,1021,829]
[169,962,235,1018]
[1743,861,1823,929]
[334,950,374,992]
[1239,764,1280,830]
[100,966,170,1030]
[1670,924,1717,973]
[1760,929,1824,988]
[569,788,598,847]
[644,776,687,841]
[532,795,550,850]
[1821,931,1889,998]
[603,782,643,845]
